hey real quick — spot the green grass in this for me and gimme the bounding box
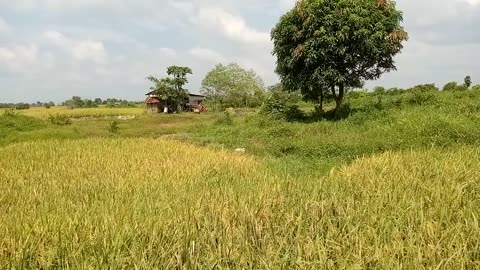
[194,90,480,174]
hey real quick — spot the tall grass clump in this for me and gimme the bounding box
[0,110,47,132]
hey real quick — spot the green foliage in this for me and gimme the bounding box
[108,120,120,134]
[214,112,234,126]
[15,103,30,110]
[443,81,459,91]
[44,102,55,109]
[63,96,103,108]
[464,75,472,89]
[0,111,46,132]
[346,90,368,99]
[201,63,266,110]
[373,86,386,94]
[472,84,480,92]
[148,66,192,111]
[167,66,193,92]
[48,114,72,126]
[260,89,304,121]
[272,0,408,114]
[407,83,439,92]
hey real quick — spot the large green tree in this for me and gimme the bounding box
[201,63,266,110]
[272,0,408,116]
[147,66,192,110]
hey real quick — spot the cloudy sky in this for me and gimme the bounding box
[0,0,479,103]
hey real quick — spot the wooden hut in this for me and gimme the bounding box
[145,96,161,113]
[145,91,206,113]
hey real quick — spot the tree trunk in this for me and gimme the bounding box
[331,84,345,119]
[319,90,324,112]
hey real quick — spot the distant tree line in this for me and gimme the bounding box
[371,75,479,94]
[1,97,140,110]
[61,96,139,109]
[0,101,56,110]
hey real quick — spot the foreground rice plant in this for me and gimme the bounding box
[17,106,145,119]
[0,139,479,269]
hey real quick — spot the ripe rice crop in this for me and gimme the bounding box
[17,106,145,119]
[1,139,479,269]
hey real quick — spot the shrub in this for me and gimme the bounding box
[346,90,368,99]
[472,84,480,92]
[108,121,120,134]
[402,90,439,106]
[260,90,304,121]
[48,114,72,126]
[15,103,30,110]
[3,109,16,117]
[373,86,386,95]
[214,112,234,126]
[385,87,405,95]
[443,82,458,91]
[0,112,46,131]
[407,83,439,92]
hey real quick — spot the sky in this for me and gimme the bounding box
[0,0,479,103]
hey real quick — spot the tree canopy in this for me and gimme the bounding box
[147,66,192,110]
[201,63,266,109]
[272,0,408,116]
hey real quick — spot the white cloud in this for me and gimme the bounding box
[463,0,480,5]
[0,16,12,34]
[159,47,177,57]
[189,47,226,63]
[44,31,68,46]
[197,7,270,46]
[44,31,108,65]
[72,40,107,64]
[0,44,39,73]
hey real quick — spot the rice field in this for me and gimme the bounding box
[9,106,146,119]
[1,138,479,269]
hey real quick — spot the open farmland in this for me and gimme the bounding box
[10,106,146,119]
[1,90,480,268]
[1,139,479,269]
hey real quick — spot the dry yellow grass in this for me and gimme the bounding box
[0,139,479,269]
[14,106,145,119]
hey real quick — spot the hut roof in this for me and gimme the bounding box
[145,91,206,98]
[145,97,161,104]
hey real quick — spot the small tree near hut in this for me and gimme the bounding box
[272,0,408,117]
[147,66,192,111]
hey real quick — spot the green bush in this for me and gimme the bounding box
[48,114,72,126]
[108,121,120,134]
[407,83,439,92]
[402,90,439,106]
[442,82,466,92]
[260,90,304,121]
[373,86,386,95]
[214,112,234,126]
[15,103,30,110]
[472,84,480,92]
[0,112,46,131]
